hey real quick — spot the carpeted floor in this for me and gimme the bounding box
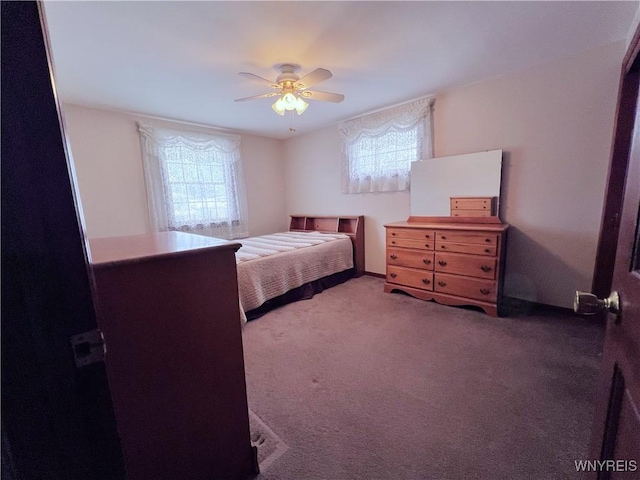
[242,276,604,480]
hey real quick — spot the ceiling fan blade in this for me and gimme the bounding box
[234,92,279,102]
[295,68,333,90]
[238,72,279,88]
[301,90,344,103]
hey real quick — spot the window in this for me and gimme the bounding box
[339,98,434,193]
[138,123,248,239]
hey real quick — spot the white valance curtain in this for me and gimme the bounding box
[138,122,248,239]
[338,97,434,193]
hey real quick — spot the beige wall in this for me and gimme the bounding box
[62,104,287,239]
[627,2,640,49]
[283,128,410,275]
[283,41,624,308]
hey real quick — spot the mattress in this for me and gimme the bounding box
[236,231,354,321]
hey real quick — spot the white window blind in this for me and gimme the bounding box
[339,97,434,193]
[138,123,248,239]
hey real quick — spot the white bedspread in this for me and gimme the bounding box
[236,232,353,321]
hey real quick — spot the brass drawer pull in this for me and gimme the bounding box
[422,278,430,285]
[438,260,447,266]
[425,243,431,248]
[391,241,396,245]
[392,232,396,236]
[441,245,446,249]
[422,258,431,265]
[390,273,397,278]
[438,281,447,287]
[481,265,492,272]
[390,254,397,260]
[480,288,491,295]
[441,235,447,240]
[485,238,491,243]
[484,249,491,253]
[425,234,431,239]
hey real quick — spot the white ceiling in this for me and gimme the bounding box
[43,1,636,140]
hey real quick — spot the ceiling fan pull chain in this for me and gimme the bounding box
[289,110,296,133]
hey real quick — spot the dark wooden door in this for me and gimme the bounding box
[583,28,640,480]
[1,2,125,478]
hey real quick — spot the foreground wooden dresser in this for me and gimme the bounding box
[89,232,255,480]
[384,221,509,316]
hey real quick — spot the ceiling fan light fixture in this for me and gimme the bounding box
[274,92,307,116]
[237,65,344,123]
[272,98,286,116]
[295,97,308,115]
[282,92,298,110]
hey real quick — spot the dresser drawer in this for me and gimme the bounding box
[450,197,493,210]
[388,248,434,270]
[435,242,497,256]
[436,231,498,245]
[434,252,497,280]
[388,238,434,250]
[434,273,497,302]
[451,210,492,218]
[387,266,433,291]
[387,228,435,241]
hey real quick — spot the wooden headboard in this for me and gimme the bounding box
[289,215,365,277]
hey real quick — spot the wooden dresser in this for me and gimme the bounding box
[89,232,256,480]
[384,221,509,316]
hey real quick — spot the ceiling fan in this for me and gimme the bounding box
[234,64,345,116]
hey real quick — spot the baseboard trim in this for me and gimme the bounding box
[532,302,574,316]
[502,297,578,317]
[361,285,592,320]
[364,271,385,279]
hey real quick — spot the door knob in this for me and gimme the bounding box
[574,291,620,315]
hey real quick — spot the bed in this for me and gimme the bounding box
[236,215,364,321]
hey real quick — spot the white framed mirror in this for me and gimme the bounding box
[410,150,503,219]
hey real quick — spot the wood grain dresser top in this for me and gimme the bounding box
[385,221,509,232]
[89,231,240,267]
